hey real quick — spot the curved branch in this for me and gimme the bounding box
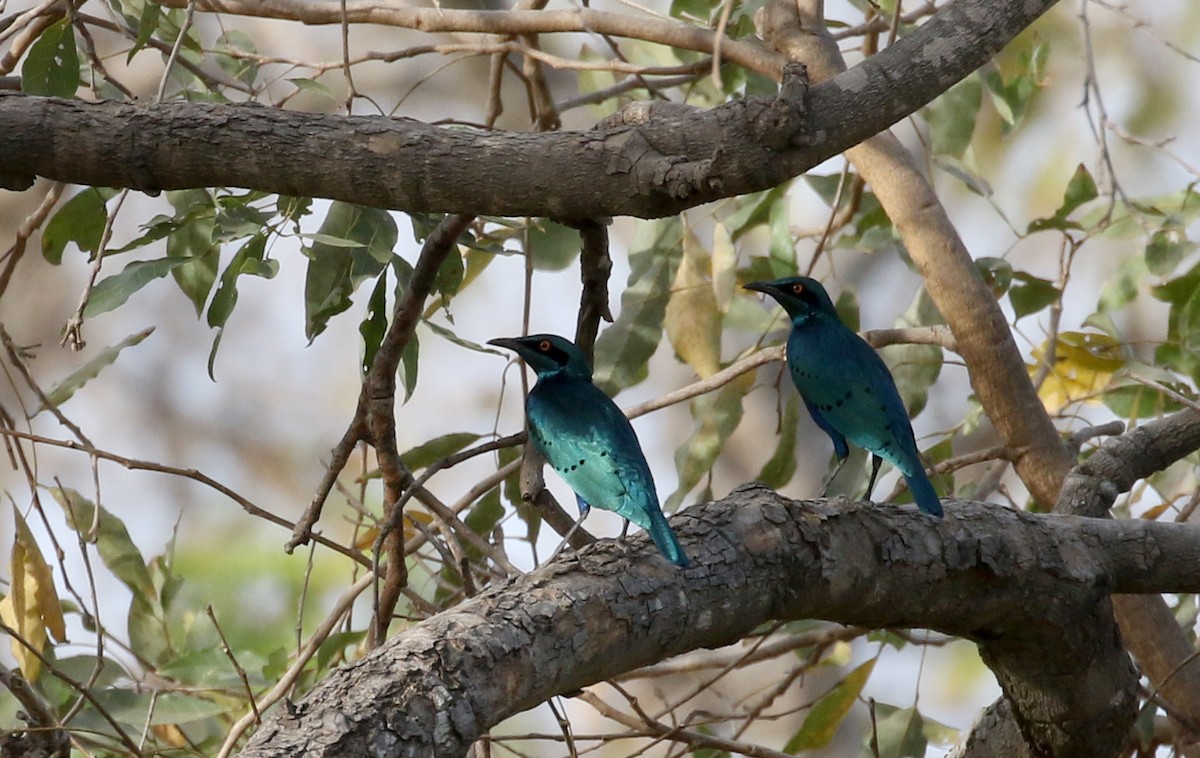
[238,489,1200,758]
[2,0,1058,218]
[1058,409,1200,518]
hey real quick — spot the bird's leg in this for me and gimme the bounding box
[548,508,590,563]
[863,454,883,502]
[819,456,850,496]
[620,518,630,539]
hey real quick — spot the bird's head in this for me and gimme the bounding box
[487,333,592,378]
[744,276,838,323]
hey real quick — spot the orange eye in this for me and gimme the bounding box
[792,283,804,294]
[538,340,551,351]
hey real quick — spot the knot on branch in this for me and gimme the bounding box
[752,61,813,149]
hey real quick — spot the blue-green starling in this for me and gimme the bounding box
[488,333,690,565]
[745,277,944,517]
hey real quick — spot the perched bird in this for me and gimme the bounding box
[744,277,944,518]
[488,333,690,566]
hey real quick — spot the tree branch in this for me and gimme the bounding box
[2,0,1058,218]
[156,0,784,77]
[237,489,1200,758]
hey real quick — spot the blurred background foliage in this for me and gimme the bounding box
[1,0,1199,755]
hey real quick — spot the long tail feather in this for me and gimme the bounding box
[646,510,689,567]
[904,467,944,518]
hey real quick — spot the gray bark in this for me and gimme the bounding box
[238,488,1200,758]
[0,0,1057,219]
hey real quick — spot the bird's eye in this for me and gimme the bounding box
[791,283,804,295]
[538,339,551,351]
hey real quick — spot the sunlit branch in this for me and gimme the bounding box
[155,0,786,78]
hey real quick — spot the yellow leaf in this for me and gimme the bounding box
[3,508,68,681]
[152,724,188,747]
[354,527,380,550]
[1029,331,1124,412]
[1141,503,1171,520]
[12,507,66,644]
[710,222,737,313]
[665,228,721,378]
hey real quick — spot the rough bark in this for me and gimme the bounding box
[1057,409,1200,755]
[2,0,1054,219]
[752,1,1200,755]
[237,488,1200,758]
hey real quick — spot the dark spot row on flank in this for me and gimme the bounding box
[568,458,587,472]
[815,389,855,413]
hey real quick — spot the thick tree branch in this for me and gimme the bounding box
[1056,407,1200,754]
[3,0,1055,218]
[237,489,1200,758]
[750,2,1200,755]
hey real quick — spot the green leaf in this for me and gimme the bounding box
[399,332,420,403]
[208,234,268,329]
[51,488,155,600]
[129,0,162,61]
[360,271,389,375]
[465,487,505,538]
[1145,228,1197,276]
[526,219,579,271]
[975,257,1013,298]
[163,191,221,316]
[315,630,366,671]
[768,190,794,271]
[84,258,191,317]
[1103,381,1187,419]
[433,246,465,298]
[42,188,116,264]
[214,29,258,87]
[935,155,994,198]
[303,202,398,341]
[1027,164,1099,233]
[288,77,336,104]
[886,288,943,418]
[665,229,722,378]
[755,393,799,489]
[784,658,876,752]
[21,18,79,97]
[869,705,928,758]
[213,203,268,242]
[1097,255,1147,313]
[725,185,787,241]
[1009,272,1061,320]
[666,372,752,510]
[924,73,982,158]
[41,328,154,409]
[400,432,482,471]
[1153,263,1200,385]
[594,219,683,394]
[982,38,1048,133]
[424,320,498,354]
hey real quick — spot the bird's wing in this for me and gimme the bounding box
[790,324,922,471]
[527,377,658,528]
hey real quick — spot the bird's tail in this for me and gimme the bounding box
[646,509,689,568]
[904,467,944,518]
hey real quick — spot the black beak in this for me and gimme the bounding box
[743,281,775,295]
[486,337,522,352]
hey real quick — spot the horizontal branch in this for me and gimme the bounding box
[1,0,1054,218]
[237,489,1200,758]
[155,0,784,77]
